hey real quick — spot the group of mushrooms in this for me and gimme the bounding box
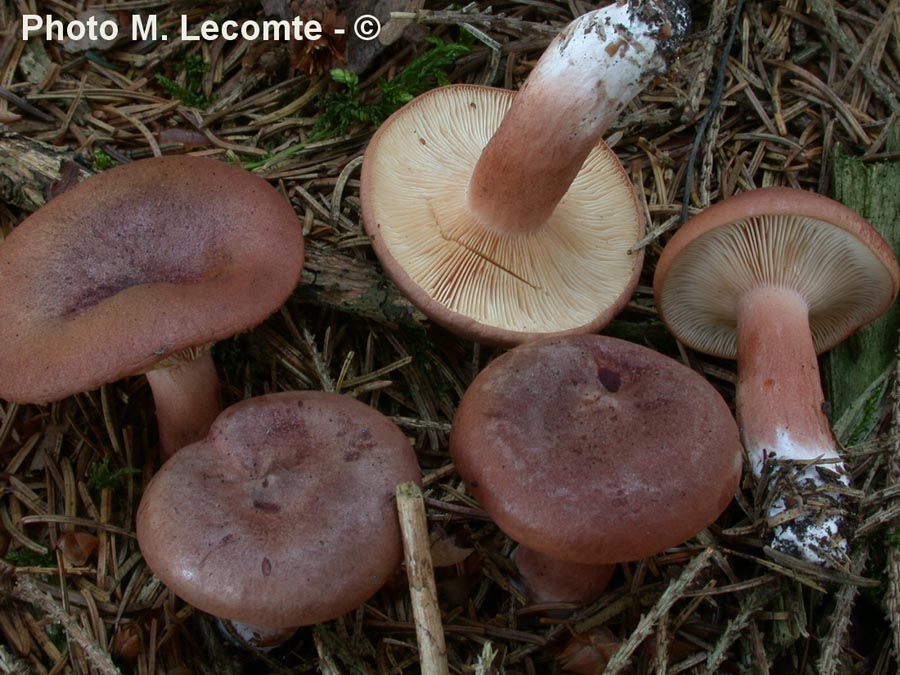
[362,0,899,574]
[1,0,898,662]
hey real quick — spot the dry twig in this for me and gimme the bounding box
[396,482,449,675]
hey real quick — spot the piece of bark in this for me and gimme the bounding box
[825,150,900,432]
[0,130,93,212]
[299,244,426,326]
[0,130,426,328]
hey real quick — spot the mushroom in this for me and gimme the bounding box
[449,334,743,605]
[0,155,304,459]
[361,0,690,346]
[653,187,900,566]
[136,391,422,632]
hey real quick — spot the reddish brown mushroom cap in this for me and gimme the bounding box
[450,335,743,565]
[136,391,421,628]
[0,155,304,403]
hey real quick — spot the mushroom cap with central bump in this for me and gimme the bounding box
[653,186,900,358]
[360,85,643,346]
[0,155,304,404]
[136,391,422,628]
[450,335,743,564]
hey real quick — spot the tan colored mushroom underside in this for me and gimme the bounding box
[657,213,898,358]
[361,85,643,345]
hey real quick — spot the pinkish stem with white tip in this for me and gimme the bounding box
[736,286,850,566]
[466,0,688,235]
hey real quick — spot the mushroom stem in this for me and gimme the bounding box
[466,0,687,235]
[736,286,850,565]
[511,546,615,606]
[145,349,221,462]
[736,287,838,469]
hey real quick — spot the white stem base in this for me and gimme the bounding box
[763,459,851,567]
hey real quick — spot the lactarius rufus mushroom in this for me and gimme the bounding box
[136,391,421,631]
[0,156,304,459]
[450,335,742,604]
[361,0,690,346]
[653,187,900,566]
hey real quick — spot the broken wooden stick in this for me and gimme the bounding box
[396,482,448,675]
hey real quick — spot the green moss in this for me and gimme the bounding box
[92,149,116,171]
[314,35,471,138]
[155,53,213,108]
[4,548,55,567]
[87,456,140,491]
[889,529,900,550]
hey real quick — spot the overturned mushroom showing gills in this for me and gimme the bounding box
[0,156,304,459]
[653,187,900,567]
[136,391,422,629]
[450,335,742,604]
[361,0,690,346]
